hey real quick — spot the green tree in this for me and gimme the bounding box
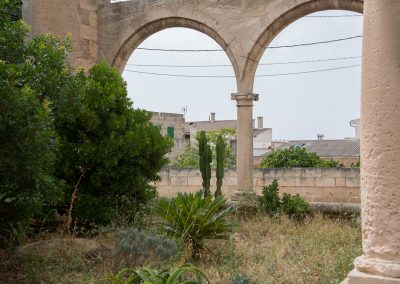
[170,146,199,169]
[260,147,342,168]
[57,62,173,225]
[171,128,236,169]
[1,0,173,239]
[0,1,61,247]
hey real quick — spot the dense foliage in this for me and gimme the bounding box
[260,147,342,168]
[170,128,236,169]
[258,179,281,217]
[0,0,61,247]
[258,179,309,221]
[170,146,199,169]
[281,193,310,221]
[0,0,172,245]
[0,63,60,247]
[156,191,236,259]
[57,62,172,226]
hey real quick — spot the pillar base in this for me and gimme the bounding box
[231,191,257,203]
[342,269,400,284]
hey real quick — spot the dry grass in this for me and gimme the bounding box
[0,214,361,284]
[199,214,361,283]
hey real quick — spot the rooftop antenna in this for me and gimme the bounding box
[182,107,187,119]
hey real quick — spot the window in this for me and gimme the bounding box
[167,126,174,139]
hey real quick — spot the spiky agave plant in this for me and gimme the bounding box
[103,263,209,284]
[156,191,236,259]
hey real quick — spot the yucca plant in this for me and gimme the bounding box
[156,191,236,259]
[102,263,209,284]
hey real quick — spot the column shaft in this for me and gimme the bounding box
[232,93,258,193]
[345,1,400,282]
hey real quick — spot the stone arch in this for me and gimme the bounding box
[111,17,240,89]
[242,0,363,89]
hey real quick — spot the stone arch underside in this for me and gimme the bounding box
[242,0,363,91]
[97,0,363,94]
[107,17,240,88]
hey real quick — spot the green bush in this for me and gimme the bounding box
[1,0,173,240]
[281,193,309,222]
[260,147,342,168]
[57,62,173,226]
[102,263,209,284]
[156,191,236,259]
[258,179,281,217]
[258,179,309,221]
[114,228,178,270]
[170,146,199,169]
[0,63,60,247]
[171,128,236,170]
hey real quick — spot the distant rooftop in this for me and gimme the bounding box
[276,139,360,157]
[187,120,237,132]
[150,111,184,118]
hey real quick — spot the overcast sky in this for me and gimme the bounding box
[122,10,363,141]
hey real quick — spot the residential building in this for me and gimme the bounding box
[150,112,190,159]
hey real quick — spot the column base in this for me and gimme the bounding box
[230,191,257,203]
[342,269,400,284]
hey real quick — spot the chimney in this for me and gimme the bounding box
[257,116,264,128]
[210,112,216,122]
[317,134,324,140]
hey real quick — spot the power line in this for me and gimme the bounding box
[136,35,362,52]
[124,64,361,78]
[305,14,362,18]
[127,56,361,68]
[268,35,361,49]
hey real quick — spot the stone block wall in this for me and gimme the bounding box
[156,168,360,203]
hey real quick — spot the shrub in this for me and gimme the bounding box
[156,191,236,259]
[258,179,309,221]
[170,146,199,169]
[170,128,236,170]
[0,63,60,247]
[281,193,309,222]
[258,179,281,217]
[260,147,342,168]
[114,228,178,270]
[103,263,209,284]
[56,62,173,226]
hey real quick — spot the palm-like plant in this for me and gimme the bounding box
[156,191,236,259]
[103,263,209,284]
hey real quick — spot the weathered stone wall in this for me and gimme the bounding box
[150,112,189,159]
[156,168,360,203]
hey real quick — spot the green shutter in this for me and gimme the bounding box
[167,126,174,138]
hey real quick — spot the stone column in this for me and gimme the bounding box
[231,93,258,194]
[344,1,400,283]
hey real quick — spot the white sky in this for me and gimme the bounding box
[122,10,363,140]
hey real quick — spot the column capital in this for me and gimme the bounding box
[231,93,259,106]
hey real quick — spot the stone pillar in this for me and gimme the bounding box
[344,1,400,283]
[231,93,258,194]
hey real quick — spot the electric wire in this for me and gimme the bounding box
[127,56,361,68]
[124,64,361,78]
[136,35,362,52]
[305,14,362,18]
